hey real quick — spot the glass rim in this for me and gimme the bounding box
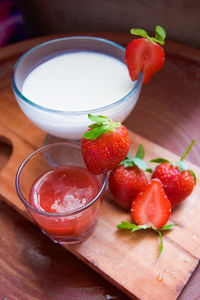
[11,36,143,115]
[15,141,108,217]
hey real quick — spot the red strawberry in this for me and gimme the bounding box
[151,140,196,208]
[131,179,171,229]
[125,26,166,84]
[109,145,148,209]
[81,114,130,175]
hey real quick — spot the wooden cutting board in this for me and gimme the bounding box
[0,33,200,300]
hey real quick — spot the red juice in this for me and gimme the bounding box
[29,165,102,241]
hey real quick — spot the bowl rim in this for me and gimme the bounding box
[15,141,108,217]
[11,36,143,115]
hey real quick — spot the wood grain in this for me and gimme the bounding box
[0,33,200,299]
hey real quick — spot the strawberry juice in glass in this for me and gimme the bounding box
[16,142,107,244]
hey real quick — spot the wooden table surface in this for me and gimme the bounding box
[0,33,200,299]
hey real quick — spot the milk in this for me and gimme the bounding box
[22,52,134,111]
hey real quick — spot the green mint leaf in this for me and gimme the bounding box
[117,221,137,230]
[159,224,177,231]
[150,158,170,163]
[154,26,166,45]
[132,157,147,170]
[188,169,197,185]
[117,221,149,231]
[131,225,150,232]
[83,126,107,140]
[118,221,177,259]
[177,160,188,172]
[130,28,148,38]
[180,139,195,161]
[136,144,145,159]
[157,231,163,258]
[88,114,110,124]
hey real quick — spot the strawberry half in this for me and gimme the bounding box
[81,114,130,175]
[151,140,196,208]
[131,179,171,228]
[117,179,176,257]
[109,145,149,209]
[125,26,166,84]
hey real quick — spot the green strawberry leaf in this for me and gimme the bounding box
[150,158,170,163]
[136,144,145,159]
[83,126,107,140]
[153,26,166,45]
[120,145,150,171]
[130,25,166,46]
[84,114,121,140]
[88,123,100,129]
[122,152,131,162]
[188,169,197,185]
[146,168,153,173]
[177,160,188,172]
[122,160,134,168]
[132,157,147,170]
[120,153,132,167]
[127,152,131,159]
[130,28,148,38]
[88,114,109,124]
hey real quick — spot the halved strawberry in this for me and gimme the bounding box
[117,179,176,257]
[131,178,171,229]
[125,26,166,84]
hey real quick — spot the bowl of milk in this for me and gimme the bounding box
[11,36,143,140]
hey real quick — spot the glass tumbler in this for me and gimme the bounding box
[16,142,107,244]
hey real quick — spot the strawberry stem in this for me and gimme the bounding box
[180,139,195,161]
[157,231,163,258]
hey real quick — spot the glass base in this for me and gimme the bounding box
[41,223,96,245]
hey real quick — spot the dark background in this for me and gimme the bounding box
[19,0,200,49]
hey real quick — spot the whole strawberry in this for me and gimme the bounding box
[125,26,166,84]
[109,145,149,209]
[151,140,196,208]
[81,114,130,175]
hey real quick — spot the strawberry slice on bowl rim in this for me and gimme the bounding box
[125,25,166,84]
